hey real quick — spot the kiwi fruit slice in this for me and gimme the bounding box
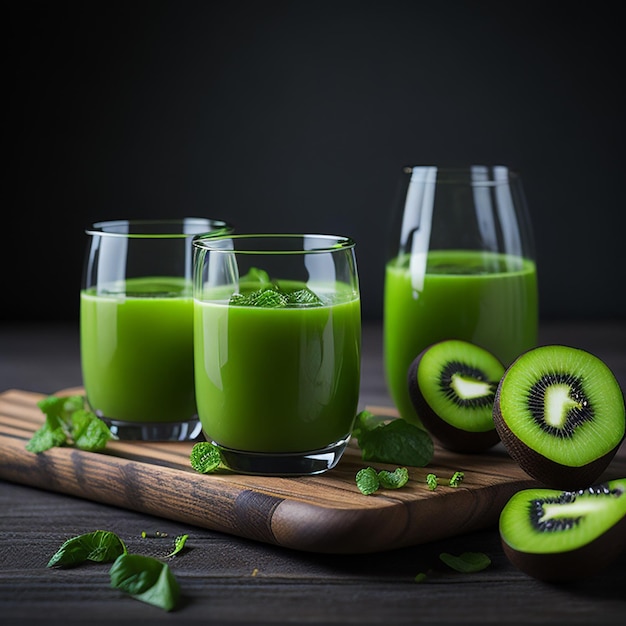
[407,340,504,452]
[493,344,625,489]
[499,478,626,582]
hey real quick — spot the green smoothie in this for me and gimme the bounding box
[194,280,361,453]
[384,250,538,425]
[80,276,196,423]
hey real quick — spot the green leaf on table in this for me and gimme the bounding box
[110,553,181,612]
[190,441,223,473]
[449,471,465,487]
[47,530,127,568]
[25,418,67,453]
[166,534,189,558]
[26,394,115,453]
[355,467,380,495]
[71,409,116,451]
[353,410,434,467]
[439,552,491,573]
[378,466,409,489]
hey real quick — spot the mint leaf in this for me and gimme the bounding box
[449,471,465,487]
[47,530,127,568]
[239,267,273,287]
[426,473,438,490]
[71,409,116,451]
[378,467,409,489]
[25,420,67,453]
[354,412,434,467]
[190,442,222,473]
[355,467,380,495]
[110,553,180,612]
[287,288,322,306]
[439,552,491,573]
[26,394,115,454]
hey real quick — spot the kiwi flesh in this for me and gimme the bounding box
[493,345,625,490]
[407,340,504,452]
[499,478,626,582]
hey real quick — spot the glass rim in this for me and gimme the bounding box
[192,233,356,255]
[85,218,233,239]
[401,165,521,184]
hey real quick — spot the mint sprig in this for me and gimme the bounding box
[26,394,115,453]
[353,410,434,467]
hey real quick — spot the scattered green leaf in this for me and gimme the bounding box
[166,534,189,558]
[353,410,434,467]
[449,471,465,487]
[110,553,180,612]
[414,572,428,582]
[439,552,491,573]
[190,442,223,473]
[26,394,115,454]
[377,467,409,489]
[426,473,438,490]
[355,467,380,495]
[47,530,127,568]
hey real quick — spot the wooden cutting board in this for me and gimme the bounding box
[2,388,625,554]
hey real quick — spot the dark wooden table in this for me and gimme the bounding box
[1,320,625,625]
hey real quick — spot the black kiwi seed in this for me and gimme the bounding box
[407,339,505,453]
[493,344,626,490]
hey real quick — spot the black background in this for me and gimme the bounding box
[6,0,625,323]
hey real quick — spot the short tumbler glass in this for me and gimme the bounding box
[192,233,362,475]
[80,218,233,441]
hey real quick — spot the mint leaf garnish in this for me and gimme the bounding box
[378,467,409,489]
[190,442,223,473]
[47,530,127,568]
[355,467,380,495]
[355,466,410,495]
[287,288,322,306]
[26,395,115,453]
[449,471,465,487]
[439,552,491,573]
[353,410,434,467]
[426,473,438,490]
[110,553,180,612]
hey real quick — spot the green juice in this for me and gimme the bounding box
[194,281,361,453]
[384,250,538,425]
[80,276,196,423]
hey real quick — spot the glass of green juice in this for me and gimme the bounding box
[384,166,539,427]
[192,233,362,475]
[80,218,233,441]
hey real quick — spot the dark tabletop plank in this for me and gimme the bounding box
[1,320,625,624]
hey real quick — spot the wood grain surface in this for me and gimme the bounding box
[2,388,625,555]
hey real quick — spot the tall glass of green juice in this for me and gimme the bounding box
[193,233,361,475]
[80,218,232,441]
[383,166,539,427]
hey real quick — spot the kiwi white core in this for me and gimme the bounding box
[498,345,625,466]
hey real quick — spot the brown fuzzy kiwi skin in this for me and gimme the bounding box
[501,513,626,583]
[407,353,500,454]
[492,353,626,490]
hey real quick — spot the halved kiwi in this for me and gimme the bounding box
[493,345,625,489]
[499,478,626,582]
[407,340,504,452]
